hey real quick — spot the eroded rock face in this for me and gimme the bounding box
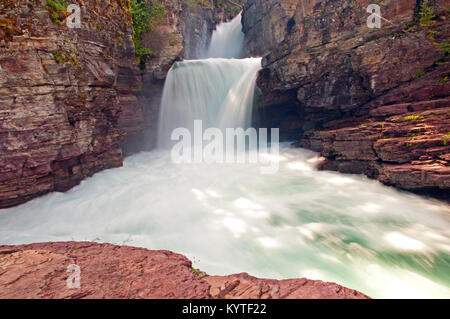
[0,242,370,299]
[242,0,298,57]
[243,0,449,196]
[0,0,144,209]
[0,1,240,208]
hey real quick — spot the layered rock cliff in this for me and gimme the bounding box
[0,0,144,209]
[0,242,370,299]
[0,0,239,208]
[244,0,449,198]
[1,0,447,207]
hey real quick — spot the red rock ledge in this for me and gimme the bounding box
[0,242,369,299]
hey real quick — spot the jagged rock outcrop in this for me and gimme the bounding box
[0,242,370,299]
[243,0,449,197]
[242,0,297,56]
[0,0,144,209]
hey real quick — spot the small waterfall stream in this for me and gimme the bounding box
[0,14,449,299]
[206,13,244,59]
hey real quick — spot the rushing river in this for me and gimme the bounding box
[0,146,449,298]
[0,12,449,299]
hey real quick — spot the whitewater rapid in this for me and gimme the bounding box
[158,12,261,148]
[0,146,449,298]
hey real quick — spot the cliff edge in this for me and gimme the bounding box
[0,242,370,299]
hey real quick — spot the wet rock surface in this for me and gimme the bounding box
[0,242,370,299]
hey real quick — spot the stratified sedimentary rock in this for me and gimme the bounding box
[243,0,449,197]
[0,242,370,299]
[0,0,238,208]
[0,0,143,209]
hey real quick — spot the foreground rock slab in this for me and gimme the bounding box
[0,242,369,299]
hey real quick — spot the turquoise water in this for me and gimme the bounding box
[0,146,449,299]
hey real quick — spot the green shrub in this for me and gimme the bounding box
[130,0,166,57]
[403,115,424,122]
[442,132,450,145]
[415,71,426,79]
[419,1,436,28]
[45,0,68,25]
[192,267,201,276]
[50,49,78,68]
[435,39,450,56]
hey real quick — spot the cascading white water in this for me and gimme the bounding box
[157,58,261,148]
[157,13,261,148]
[206,13,244,59]
[0,14,449,299]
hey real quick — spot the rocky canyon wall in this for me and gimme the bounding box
[244,0,449,198]
[0,0,238,208]
[0,0,144,208]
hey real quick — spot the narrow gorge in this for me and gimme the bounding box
[0,0,449,300]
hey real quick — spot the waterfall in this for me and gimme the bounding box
[206,13,244,59]
[1,15,449,300]
[157,14,262,148]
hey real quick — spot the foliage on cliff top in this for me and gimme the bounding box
[45,0,69,25]
[130,0,166,57]
[419,0,436,28]
[417,1,450,57]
